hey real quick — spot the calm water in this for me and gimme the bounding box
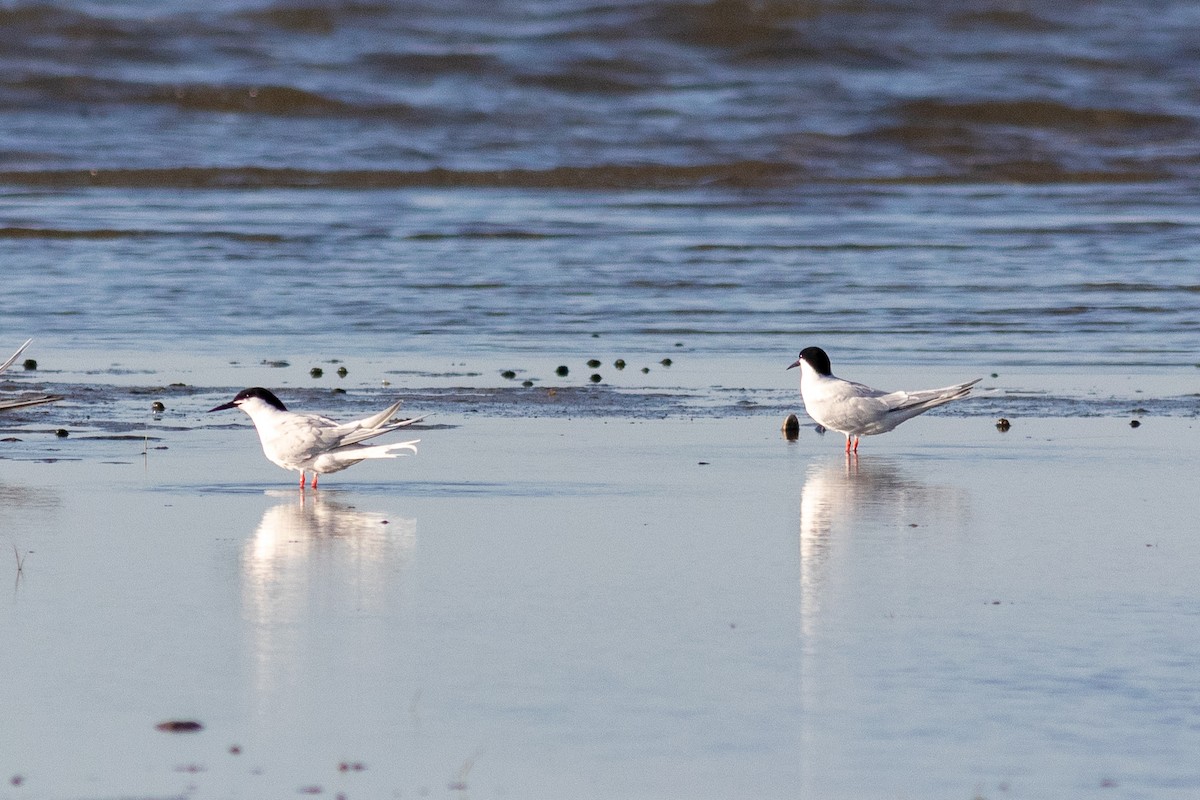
[4,416,1200,800]
[1,1,1199,371]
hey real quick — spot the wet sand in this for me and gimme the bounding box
[1,362,1198,799]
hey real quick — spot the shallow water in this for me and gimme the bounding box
[3,415,1199,799]
[795,418,1200,799]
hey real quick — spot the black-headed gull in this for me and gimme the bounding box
[209,387,424,488]
[787,346,979,453]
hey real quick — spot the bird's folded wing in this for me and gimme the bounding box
[271,415,342,461]
[843,379,888,399]
[354,399,405,431]
[884,379,980,413]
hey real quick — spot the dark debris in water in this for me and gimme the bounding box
[156,720,203,733]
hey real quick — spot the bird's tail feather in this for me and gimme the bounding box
[332,439,420,462]
[378,414,429,432]
[341,413,429,446]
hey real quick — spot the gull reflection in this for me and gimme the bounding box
[242,491,416,698]
[798,456,970,637]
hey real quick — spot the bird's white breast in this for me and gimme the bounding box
[240,400,333,469]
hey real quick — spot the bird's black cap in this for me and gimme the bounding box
[786,346,832,376]
[208,387,288,413]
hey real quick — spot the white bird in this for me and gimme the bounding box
[0,339,63,411]
[787,346,979,453]
[209,387,424,488]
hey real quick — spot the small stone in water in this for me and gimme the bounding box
[660,358,672,366]
[614,359,626,369]
[996,418,1011,432]
[310,367,324,378]
[336,366,348,378]
[151,401,166,413]
[587,359,601,368]
[590,373,602,383]
[501,370,516,379]
[22,359,37,370]
[555,365,569,376]
[55,429,69,438]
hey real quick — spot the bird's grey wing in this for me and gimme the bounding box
[884,378,980,413]
[0,339,33,375]
[272,413,345,460]
[353,399,405,431]
[843,379,889,399]
[838,394,901,433]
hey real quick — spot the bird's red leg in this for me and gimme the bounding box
[311,473,319,489]
[844,436,852,453]
[852,436,859,453]
[299,471,306,488]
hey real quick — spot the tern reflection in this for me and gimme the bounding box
[798,456,969,636]
[242,491,415,697]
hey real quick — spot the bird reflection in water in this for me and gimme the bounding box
[241,491,416,698]
[798,456,970,637]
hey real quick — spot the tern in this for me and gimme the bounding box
[0,339,64,411]
[208,387,424,488]
[787,346,979,453]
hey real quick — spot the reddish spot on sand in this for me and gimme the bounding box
[156,720,203,733]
